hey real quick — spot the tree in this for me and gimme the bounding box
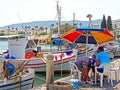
[45,27,48,34]
[18,31,25,34]
[107,16,113,31]
[53,23,72,34]
[101,15,106,28]
[79,23,82,27]
[87,14,92,27]
[50,24,54,31]
[31,28,34,30]
[7,26,10,35]
[15,28,18,34]
[35,26,38,28]
[62,23,72,33]
[39,26,44,31]
[73,23,78,28]
[12,27,14,30]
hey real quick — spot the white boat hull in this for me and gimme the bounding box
[0,74,34,90]
[25,55,75,73]
[25,48,93,73]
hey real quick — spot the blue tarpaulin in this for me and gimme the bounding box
[65,51,73,55]
[55,39,62,45]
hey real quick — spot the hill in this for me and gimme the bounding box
[0,19,102,30]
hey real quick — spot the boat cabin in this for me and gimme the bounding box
[38,35,51,45]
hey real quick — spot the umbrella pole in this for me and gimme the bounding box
[86,32,88,57]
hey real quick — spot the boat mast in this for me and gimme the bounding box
[73,12,75,29]
[57,1,61,37]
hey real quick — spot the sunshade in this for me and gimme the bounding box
[62,27,114,56]
[62,28,114,44]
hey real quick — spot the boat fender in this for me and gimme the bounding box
[25,53,36,59]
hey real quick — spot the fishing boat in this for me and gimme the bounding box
[0,60,35,90]
[0,35,76,73]
[38,35,51,45]
[25,50,75,73]
[0,35,93,73]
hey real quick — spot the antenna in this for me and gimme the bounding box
[16,12,22,23]
[16,12,27,35]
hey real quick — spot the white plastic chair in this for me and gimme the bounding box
[110,60,120,82]
[95,63,113,87]
[69,62,81,81]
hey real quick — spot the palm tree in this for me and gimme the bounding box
[35,26,38,29]
[79,23,82,27]
[87,14,93,27]
[39,26,44,34]
[15,28,18,34]
[7,26,10,35]
[45,27,48,34]
[12,27,14,30]
[74,23,78,28]
[50,24,54,31]
[27,26,30,29]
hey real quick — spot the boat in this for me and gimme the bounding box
[0,60,35,90]
[0,35,93,73]
[38,35,51,45]
[0,35,76,73]
[25,50,75,73]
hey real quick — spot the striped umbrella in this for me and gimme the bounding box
[62,27,114,56]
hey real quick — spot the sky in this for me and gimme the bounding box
[0,0,120,27]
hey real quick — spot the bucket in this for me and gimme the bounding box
[72,81,79,89]
[69,79,79,89]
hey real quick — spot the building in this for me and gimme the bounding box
[112,19,120,29]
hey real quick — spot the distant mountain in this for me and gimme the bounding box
[0,19,102,30]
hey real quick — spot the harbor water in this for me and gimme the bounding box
[0,41,8,50]
[34,73,69,87]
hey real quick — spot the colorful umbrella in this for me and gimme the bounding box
[62,27,114,56]
[62,28,114,44]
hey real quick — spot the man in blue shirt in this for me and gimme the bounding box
[96,46,110,73]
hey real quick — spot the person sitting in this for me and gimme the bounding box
[94,46,110,82]
[75,57,91,83]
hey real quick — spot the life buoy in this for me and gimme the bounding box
[5,63,16,76]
